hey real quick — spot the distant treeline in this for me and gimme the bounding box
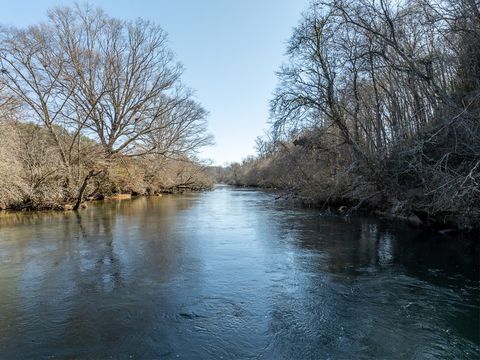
[217,0,479,230]
[0,5,213,210]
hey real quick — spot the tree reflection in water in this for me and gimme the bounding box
[0,188,478,359]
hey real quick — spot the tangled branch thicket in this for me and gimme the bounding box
[224,0,479,229]
[0,4,213,210]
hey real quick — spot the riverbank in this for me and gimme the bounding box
[0,122,214,212]
[216,115,479,232]
[229,185,479,234]
[0,184,213,213]
[295,196,463,231]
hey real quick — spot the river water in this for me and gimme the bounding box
[0,185,478,359]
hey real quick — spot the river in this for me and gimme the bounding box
[0,185,478,359]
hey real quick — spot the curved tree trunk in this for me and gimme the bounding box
[73,170,102,210]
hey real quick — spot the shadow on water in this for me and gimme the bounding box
[263,212,479,359]
[0,187,478,359]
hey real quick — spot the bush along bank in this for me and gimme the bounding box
[216,0,479,232]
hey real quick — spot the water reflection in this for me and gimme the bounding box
[0,186,478,359]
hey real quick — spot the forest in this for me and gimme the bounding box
[0,0,478,230]
[220,0,479,230]
[0,4,213,211]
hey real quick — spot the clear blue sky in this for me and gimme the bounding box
[0,0,308,165]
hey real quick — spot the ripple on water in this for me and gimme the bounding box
[0,187,478,359]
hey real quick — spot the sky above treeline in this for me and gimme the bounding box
[0,0,308,165]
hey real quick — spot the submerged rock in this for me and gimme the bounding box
[407,214,423,226]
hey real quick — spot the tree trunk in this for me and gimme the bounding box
[73,170,101,210]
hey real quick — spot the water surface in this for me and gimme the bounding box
[0,185,478,359]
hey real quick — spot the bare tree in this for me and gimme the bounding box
[235,0,479,228]
[0,4,213,210]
